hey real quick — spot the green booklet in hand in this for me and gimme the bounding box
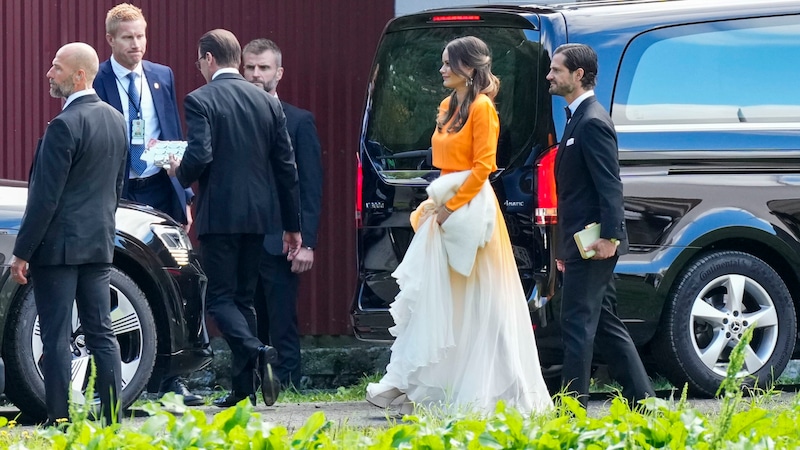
[574,222,600,259]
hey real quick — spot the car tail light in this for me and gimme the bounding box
[535,144,558,225]
[355,152,363,228]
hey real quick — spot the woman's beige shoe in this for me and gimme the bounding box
[396,395,414,416]
[366,383,403,408]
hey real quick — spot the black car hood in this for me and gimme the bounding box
[0,179,178,234]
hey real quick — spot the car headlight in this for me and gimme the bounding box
[151,224,192,266]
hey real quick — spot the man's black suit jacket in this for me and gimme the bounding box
[263,101,322,255]
[176,73,300,236]
[554,95,628,262]
[14,94,127,265]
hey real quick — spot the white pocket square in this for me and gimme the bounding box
[566,137,575,146]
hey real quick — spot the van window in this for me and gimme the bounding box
[613,16,800,127]
[362,27,546,172]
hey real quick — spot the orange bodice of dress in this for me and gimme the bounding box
[431,94,499,211]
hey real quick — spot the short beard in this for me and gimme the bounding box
[263,79,278,94]
[549,83,572,98]
[50,81,74,99]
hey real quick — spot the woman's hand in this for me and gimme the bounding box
[436,205,454,225]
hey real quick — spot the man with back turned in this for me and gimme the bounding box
[168,29,302,407]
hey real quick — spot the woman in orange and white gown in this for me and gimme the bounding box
[366,36,552,415]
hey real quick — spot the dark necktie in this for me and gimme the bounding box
[565,106,572,121]
[127,72,147,175]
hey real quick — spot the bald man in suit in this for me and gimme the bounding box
[10,42,127,426]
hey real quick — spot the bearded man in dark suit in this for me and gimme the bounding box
[10,42,127,426]
[548,43,655,408]
[242,38,323,390]
[167,29,302,408]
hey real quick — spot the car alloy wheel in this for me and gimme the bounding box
[30,283,145,403]
[689,273,778,378]
[3,267,156,421]
[654,251,796,397]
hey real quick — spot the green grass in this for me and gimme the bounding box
[193,373,384,406]
[776,369,800,386]
[590,374,675,394]
[6,388,800,449]
[205,371,674,405]
[277,373,382,403]
[6,337,800,448]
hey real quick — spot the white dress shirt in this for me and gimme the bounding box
[110,56,163,179]
[63,88,96,110]
[211,67,239,80]
[567,89,595,117]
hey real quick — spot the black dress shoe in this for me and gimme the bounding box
[159,377,205,406]
[213,391,256,408]
[257,346,281,406]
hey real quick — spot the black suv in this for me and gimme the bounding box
[352,0,800,396]
[0,179,212,420]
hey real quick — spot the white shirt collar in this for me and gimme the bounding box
[212,67,239,80]
[110,55,142,80]
[63,88,96,109]
[568,89,595,115]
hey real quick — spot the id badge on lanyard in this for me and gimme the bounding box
[131,118,145,145]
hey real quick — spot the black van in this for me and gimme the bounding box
[352,0,800,396]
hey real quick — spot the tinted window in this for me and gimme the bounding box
[363,26,546,171]
[613,16,800,126]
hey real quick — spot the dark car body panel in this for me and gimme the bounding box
[352,0,800,368]
[0,180,212,387]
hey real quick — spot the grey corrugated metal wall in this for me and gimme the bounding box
[0,0,394,335]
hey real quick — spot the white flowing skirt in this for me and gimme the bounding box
[375,195,552,415]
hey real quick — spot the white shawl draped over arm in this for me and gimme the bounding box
[427,170,496,276]
[387,170,496,370]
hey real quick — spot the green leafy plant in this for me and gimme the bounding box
[3,345,799,449]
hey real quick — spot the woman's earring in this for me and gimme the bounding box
[466,76,473,87]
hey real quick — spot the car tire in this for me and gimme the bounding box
[653,251,796,397]
[3,267,157,421]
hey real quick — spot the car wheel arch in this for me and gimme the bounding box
[642,219,800,309]
[645,207,788,259]
[675,235,800,303]
[112,252,174,356]
[0,281,26,354]
[619,228,800,352]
